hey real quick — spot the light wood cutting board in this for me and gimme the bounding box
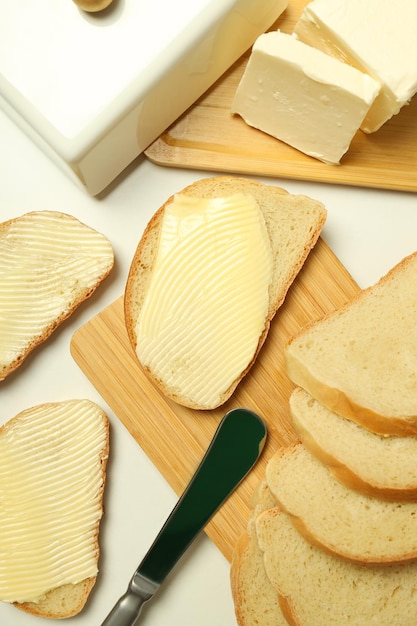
[71,238,359,563]
[145,0,417,192]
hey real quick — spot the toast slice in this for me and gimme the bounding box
[289,386,417,500]
[256,506,417,626]
[266,442,417,564]
[0,400,109,618]
[125,176,326,410]
[0,211,114,381]
[285,251,417,435]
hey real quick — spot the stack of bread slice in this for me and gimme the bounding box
[231,251,417,625]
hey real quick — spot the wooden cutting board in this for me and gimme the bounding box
[70,238,359,563]
[145,0,417,192]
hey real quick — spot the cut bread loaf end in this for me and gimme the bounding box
[125,176,326,410]
[285,251,417,435]
[230,481,289,626]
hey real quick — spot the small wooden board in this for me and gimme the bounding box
[145,0,417,192]
[71,238,359,562]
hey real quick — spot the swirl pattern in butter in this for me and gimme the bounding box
[0,211,114,380]
[136,193,273,409]
[0,399,108,603]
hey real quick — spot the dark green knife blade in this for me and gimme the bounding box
[101,407,267,626]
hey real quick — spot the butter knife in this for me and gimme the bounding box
[101,407,267,625]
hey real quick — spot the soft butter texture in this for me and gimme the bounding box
[231,31,379,164]
[135,193,273,408]
[295,0,417,132]
[0,400,107,603]
[0,211,114,378]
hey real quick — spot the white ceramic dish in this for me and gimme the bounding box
[0,0,284,195]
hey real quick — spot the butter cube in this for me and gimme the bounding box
[295,0,417,132]
[231,31,379,164]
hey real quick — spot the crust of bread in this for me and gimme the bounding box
[14,577,97,619]
[124,175,326,409]
[1,400,109,619]
[0,211,114,382]
[285,250,417,435]
[289,387,417,500]
[231,481,289,626]
[266,442,417,564]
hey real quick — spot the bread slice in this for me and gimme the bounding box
[231,532,294,626]
[0,211,114,381]
[230,481,290,626]
[256,506,417,626]
[13,579,96,619]
[289,386,417,500]
[284,251,417,435]
[0,400,109,618]
[125,175,326,409]
[266,442,417,564]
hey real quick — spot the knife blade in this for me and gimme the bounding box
[101,407,267,626]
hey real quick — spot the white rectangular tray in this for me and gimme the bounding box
[0,0,283,194]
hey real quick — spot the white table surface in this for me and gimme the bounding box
[1,102,417,626]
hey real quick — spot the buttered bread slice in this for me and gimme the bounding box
[0,211,114,381]
[0,400,109,618]
[125,176,326,410]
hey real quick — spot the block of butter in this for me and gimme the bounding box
[295,0,417,133]
[231,31,379,164]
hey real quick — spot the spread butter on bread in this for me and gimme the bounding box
[124,176,326,410]
[285,251,417,435]
[0,211,114,381]
[0,400,109,618]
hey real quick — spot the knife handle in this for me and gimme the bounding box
[101,573,159,626]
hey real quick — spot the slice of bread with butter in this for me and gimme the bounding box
[0,211,114,381]
[266,442,417,564]
[124,176,326,410]
[0,400,109,618]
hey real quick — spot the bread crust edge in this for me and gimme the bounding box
[124,176,326,410]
